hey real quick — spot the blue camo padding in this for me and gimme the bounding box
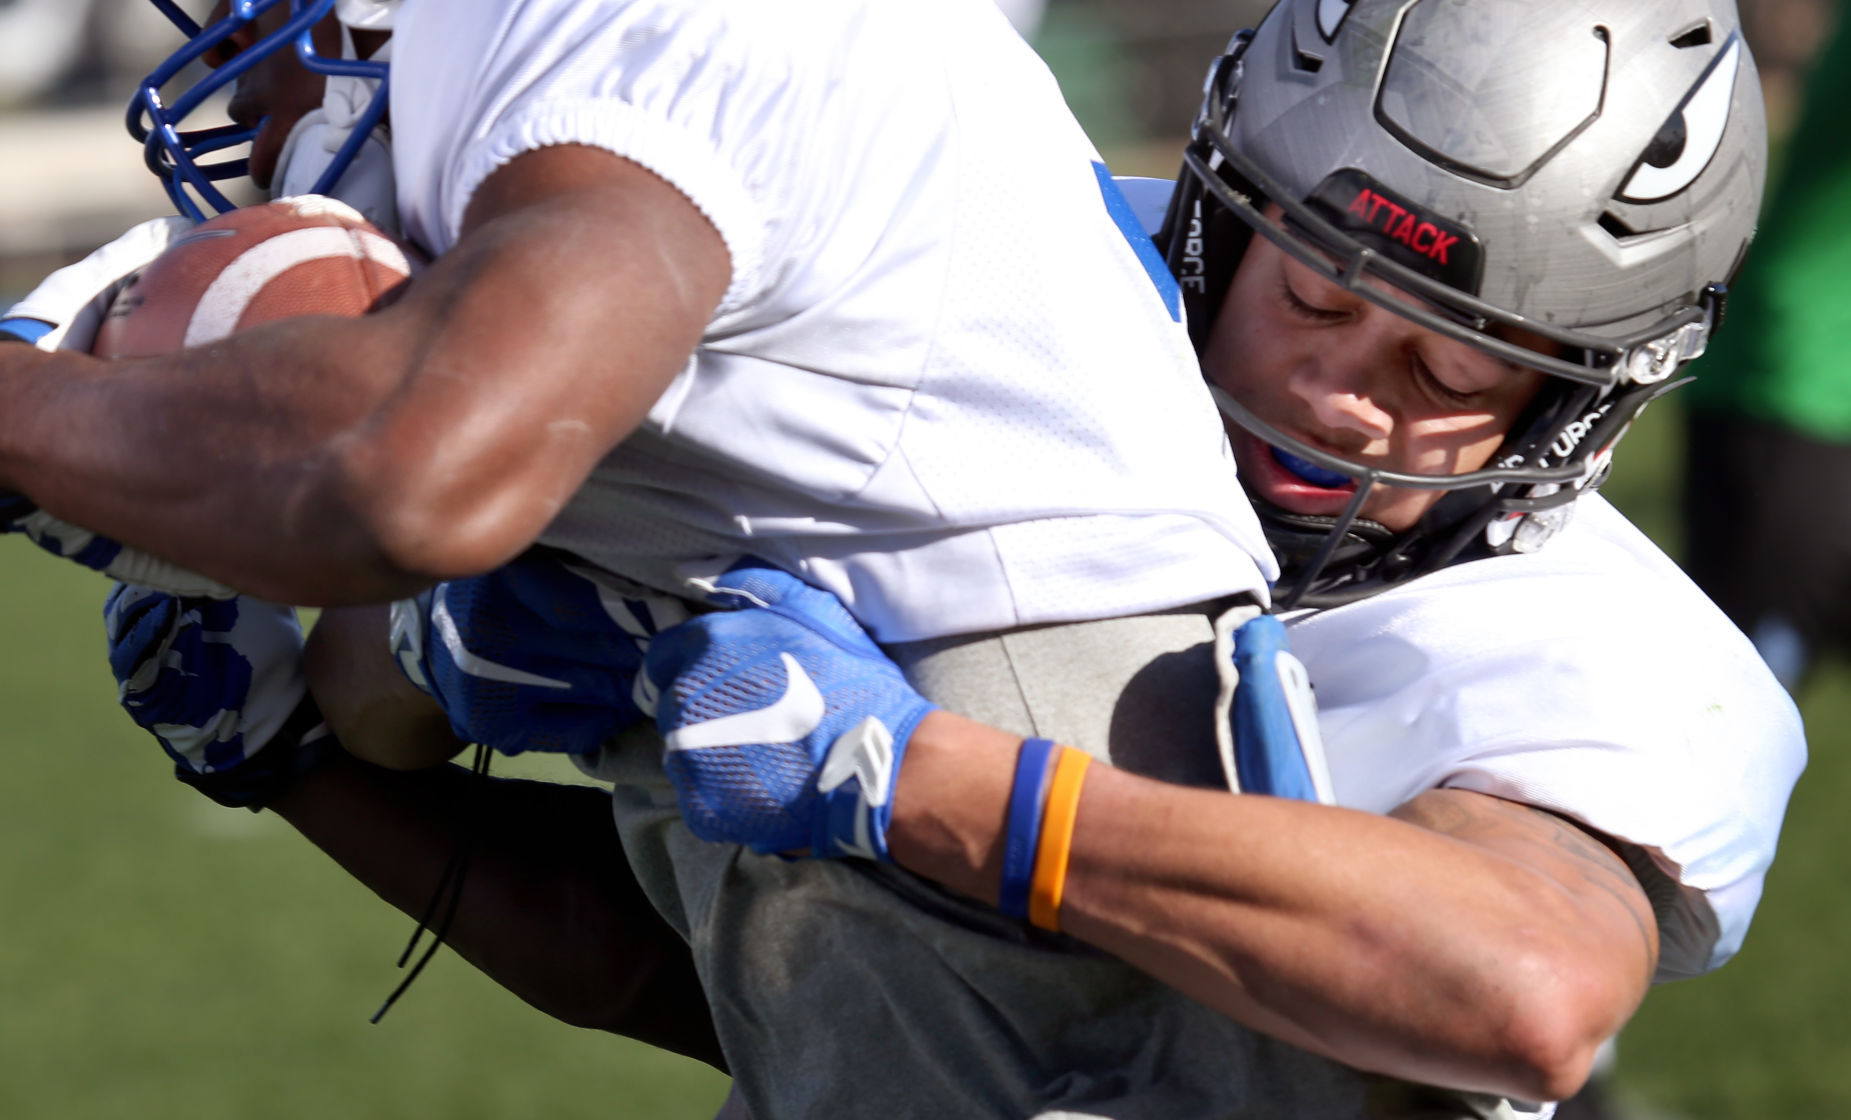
[3,497,128,574]
[105,586,305,775]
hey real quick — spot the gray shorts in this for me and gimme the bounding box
[588,605,1542,1120]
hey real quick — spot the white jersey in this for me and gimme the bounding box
[386,0,1275,642]
[1289,495,1805,979]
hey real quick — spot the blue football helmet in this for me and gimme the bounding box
[131,0,391,219]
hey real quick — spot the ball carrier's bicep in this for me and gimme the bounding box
[0,145,729,604]
[364,144,733,580]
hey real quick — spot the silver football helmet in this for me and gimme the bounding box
[1159,0,1766,606]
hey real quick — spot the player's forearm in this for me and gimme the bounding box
[0,303,614,603]
[269,752,722,1066]
[0,329,433,601]
[1056,777,1627,1100]
[889,714,1635,1102]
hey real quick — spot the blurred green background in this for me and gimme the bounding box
[0,554,731,1118]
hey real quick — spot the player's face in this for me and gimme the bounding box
[1203,228,1546,533]
[202,1,342,189]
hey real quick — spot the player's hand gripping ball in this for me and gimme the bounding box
[2,198,419,594]
[93,194,418,358]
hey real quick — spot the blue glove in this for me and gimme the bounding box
[0,490,36,525]
[6,498,130,573]
[644,566,938,861]
[2,497,239,597]
[1227,613,1333,804]
[105,584,330,809]
[389,549,688,756]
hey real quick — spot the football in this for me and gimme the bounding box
[93,196,418,359]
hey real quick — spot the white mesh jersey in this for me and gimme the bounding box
[1287,495,1805,980]
[386,0,1275,642]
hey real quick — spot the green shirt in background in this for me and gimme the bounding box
[1685,12,1851,442]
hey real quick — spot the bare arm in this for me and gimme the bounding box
[304,603,467,770]
[267,751,724,1069]
[288,600,722,1064]
[889,711,1657,1103]
[0,145,730,604]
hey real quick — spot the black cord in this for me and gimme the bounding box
[370,743,492,1023]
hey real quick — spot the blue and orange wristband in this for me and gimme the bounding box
[998,737,1092,932]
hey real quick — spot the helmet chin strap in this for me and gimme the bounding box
[1256,488,1399,610]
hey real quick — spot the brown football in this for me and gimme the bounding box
[94,196,419,359]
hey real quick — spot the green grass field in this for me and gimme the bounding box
[0,560,730,1117]
[0,400,1839,1117]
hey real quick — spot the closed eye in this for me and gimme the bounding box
[1618,35,1741,203]
[1279,278,1347,322]
[1412,353,1477,407]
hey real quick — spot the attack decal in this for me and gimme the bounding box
[1305,168,1485,294]
[1094,162,1183,321]
[1619,35,1742,202]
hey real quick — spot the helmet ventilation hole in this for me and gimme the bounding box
[1670,22,1714,49]
[1598,211,1641,239]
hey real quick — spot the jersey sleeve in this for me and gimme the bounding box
[390,0,938,317]
[1431,621,1803,982]
[1418,542,1803,983]
[1297,504,1806,983]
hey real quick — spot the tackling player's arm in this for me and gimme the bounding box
[890,715,1656,1103]
[0,144,729,604]
[647,568,1656,1102]
[103,577,722,1066]
[266,753,724,1068]
[288,607,722,1063]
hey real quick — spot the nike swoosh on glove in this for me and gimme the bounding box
[644,565,937,861]
[389,548,688,756]
[105,584,329,809]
